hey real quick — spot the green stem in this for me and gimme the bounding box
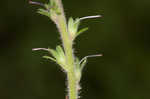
[67,71,78,99]
[54,0,78,99]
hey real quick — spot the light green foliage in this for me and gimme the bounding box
[37,8,50,17]
[42,45,68,71]
[68,17,80,38]
[31,0,101,99]
[74,58,87,84]
[43,55,56,62]
[68,17,88,40]
[36,0,61,21]
[76,27,88,38]
[50,0,61,14]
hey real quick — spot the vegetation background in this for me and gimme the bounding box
[0,0,150,99]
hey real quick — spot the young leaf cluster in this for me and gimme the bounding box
[31,0,101,86]
[31,0,102,99]
[44,46,68,70]
[68,18,88,40]
[37,0,61,20]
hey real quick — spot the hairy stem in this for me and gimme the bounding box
[54,0,78,99]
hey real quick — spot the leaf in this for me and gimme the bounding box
[56,45,64,55]
[50,0,56,7]
[75,58,80,70]
[56,46,65,60]
[68,17,74,30]
[76,27,88,37]
[74,18,80,30]
[44,3,51,11]
[56,46,66,65]
[43,56,56,62]
[68,17,81,40]
[47,48,58,59]
[50,0,61,15]
[56,46,65,57]
[74,57,82,83]
[37,8,50,17]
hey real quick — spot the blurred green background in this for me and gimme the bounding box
[0,0,150,99]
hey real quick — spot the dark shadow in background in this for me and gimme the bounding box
[0,0,150,99]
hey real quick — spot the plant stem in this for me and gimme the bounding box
[67,71,78,99]
[54,0,78,99]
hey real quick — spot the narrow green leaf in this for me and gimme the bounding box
[76,27,88,37]
[74,18,80,30]
[43,56,56,62]
[56,45,63,53]
[44,3,50,10]
[74,58,82,83]
[68,17,74,30]
[48,48,58,59]
[37,8,50,17]
[50,0,61,15]
[56,46,65,56]
[50,0,56,7]
[75,58,80,70]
